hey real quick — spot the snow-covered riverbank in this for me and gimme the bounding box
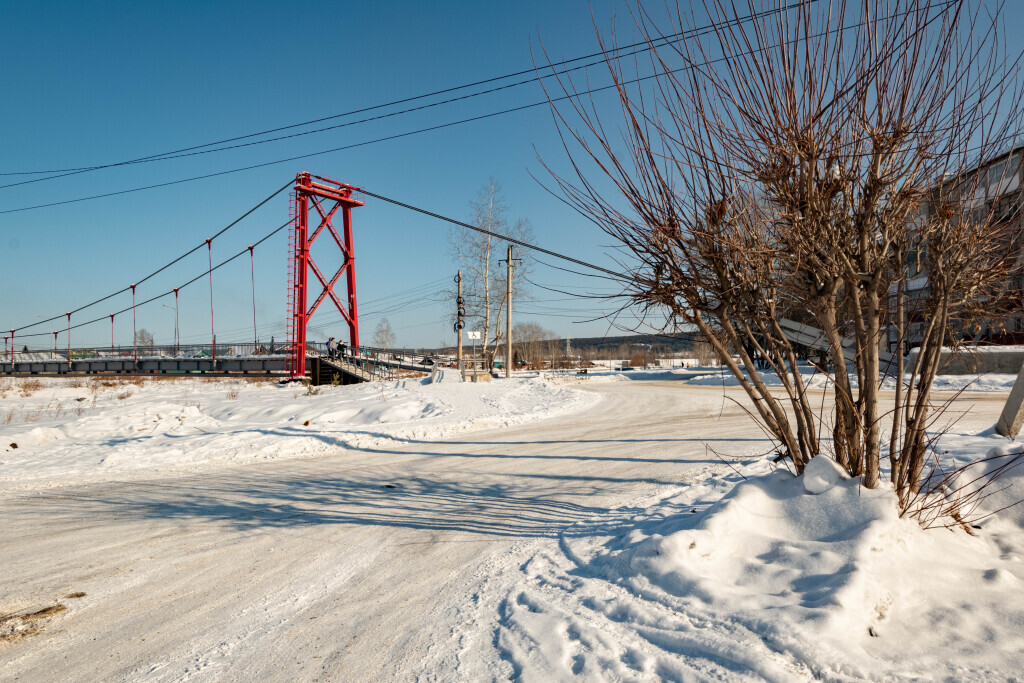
[0,375,597,491]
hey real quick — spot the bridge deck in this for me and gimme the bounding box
[314,357,376,384]
[1,350,437,383]
[0,354,289,376]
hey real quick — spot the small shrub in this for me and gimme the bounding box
[19,380,43,397]
[300,378,321,396]
[226,387,240,400]
[116,388,133,401]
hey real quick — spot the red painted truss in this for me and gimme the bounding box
[287,173,364,379]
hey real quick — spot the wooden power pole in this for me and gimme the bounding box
[506,245,513,379]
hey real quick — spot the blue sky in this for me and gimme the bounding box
[1,1,1021,350]
[0,0,655,350]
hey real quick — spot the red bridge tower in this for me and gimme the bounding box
[287,173,364,378]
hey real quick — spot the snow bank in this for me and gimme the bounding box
[493,451,1024,680]
[544,368,694,384]
[0,376,597,491]
[688,368,1017,393]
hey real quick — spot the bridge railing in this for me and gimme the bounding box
[307,342,464,381]
[2,343,291,363]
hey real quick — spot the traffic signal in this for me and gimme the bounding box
[455,295,465,332]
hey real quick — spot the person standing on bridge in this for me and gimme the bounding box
[326,337,336,361]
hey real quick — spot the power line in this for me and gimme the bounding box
[0,1,808,186]
[2,2,968,216]
[0,3,836,215]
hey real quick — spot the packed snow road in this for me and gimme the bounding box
[0,379,1008,681]
[0,379,761,681]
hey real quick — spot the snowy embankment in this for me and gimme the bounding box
[0,375,597,492]
[688,367,1017,392]
[487,432,1024,680]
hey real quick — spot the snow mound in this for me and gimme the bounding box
[802,454,849,494]
[490,459,1024,680]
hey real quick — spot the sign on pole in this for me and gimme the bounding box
[466,330,481,340]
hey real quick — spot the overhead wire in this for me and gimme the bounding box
[0,2,809,184]
[1,3,861,215]
[3,5,982,218]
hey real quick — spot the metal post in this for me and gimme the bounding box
[207,239,215,364]
[53,331,58,359]
[110,314,114,353]
[249,246,257,348]
[506,245,513,379]
[342,204,359,348]
[294,188,309,377]
[173,288,179,355]
[66,313,71,369]
[131,285,137,363]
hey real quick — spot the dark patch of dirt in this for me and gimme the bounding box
[0,603,67,644]
[63,592,86,599]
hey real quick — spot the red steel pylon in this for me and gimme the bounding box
[287,173,363,379]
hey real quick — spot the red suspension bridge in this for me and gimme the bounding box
[1,173,423,383]
[2,171,628,383]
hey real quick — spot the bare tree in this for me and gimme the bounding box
[449,179,534,368]
[692,336,719,367]
[541,0,1023,501]
[513,321,555,368]
[135,328,154,354]
[372,318,396,354]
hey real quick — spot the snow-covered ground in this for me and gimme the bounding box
[490,443,1024,680]
[2,376,1023,680]
[0,375,596,492]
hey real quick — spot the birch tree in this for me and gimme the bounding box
[372,318,396,354]
[449,179,534,367]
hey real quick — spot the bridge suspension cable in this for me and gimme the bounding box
[5,180,291,336]
[359,189,628,281]
[9,220,290,341]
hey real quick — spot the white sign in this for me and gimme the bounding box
[466,330,481,341]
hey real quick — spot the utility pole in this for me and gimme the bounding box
[501,245,520,380]
[506,245,513,379]
[455,271,465,379]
